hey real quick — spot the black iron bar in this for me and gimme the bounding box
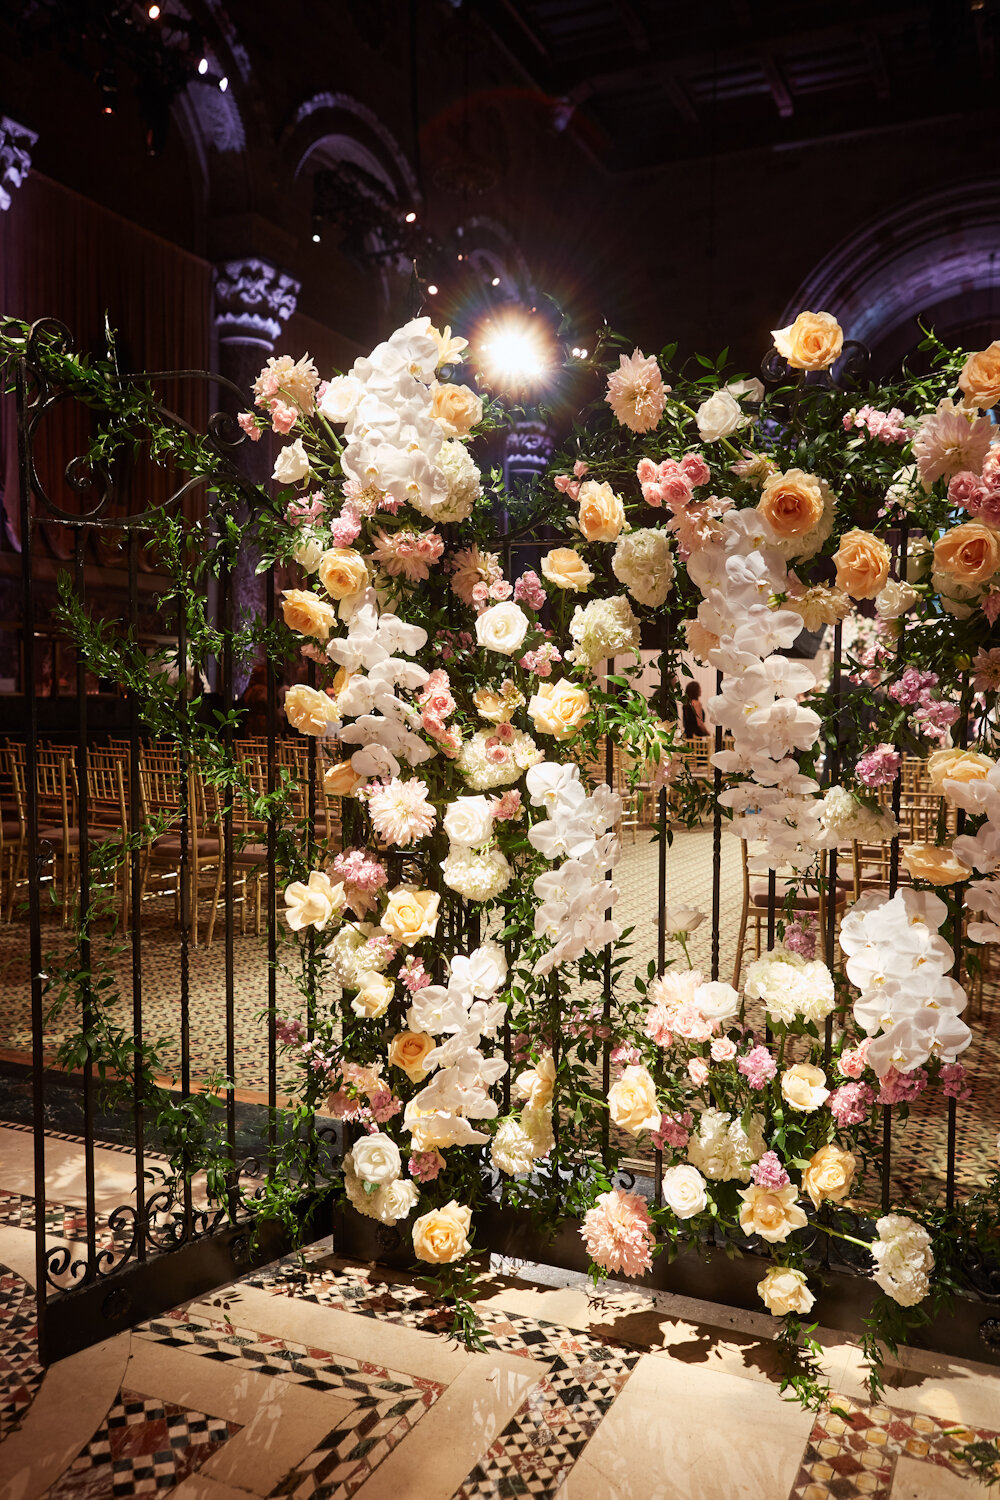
[127,533,146,1261]
[220,558,236,1169]
[710,670,723,983]
[266,564,278,1177]
[602,719,614,1164]
[73,529,97,1273]
[177,584,193,1235]
[824,620,843,1067]
[882,523,909,1215]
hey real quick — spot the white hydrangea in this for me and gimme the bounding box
[744,945,836,1027]
[569,594,641,668]
[458,727,541,790]
[611,529,675,608]
[490,1116,537,1176]
[441,846,512,901]
[343,1152,420,1225]
[411,438,481,523]
[523,1105,554,1158]
[819,785,899,845]
[324,923,391,988]
[871,1214,933,1307]
[686,1107,765,1183]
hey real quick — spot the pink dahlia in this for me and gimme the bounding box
[580,1188,656,1277]
[606,349,667,434]
[912,399,993,488]
[973,646,1000,692]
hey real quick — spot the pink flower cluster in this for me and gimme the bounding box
[238,410,263,442]
[408,1150,444,1182]
[371,528,444,583]
[947,449,1000,527]
[888,666,938,707]
[738,1045,777,1089]
[783,918,817,958]
[401,956,432,993]
[885,668,959,743]
[610,1043,643,1069]
[855,743,902,788]
[438,628,475,662]
[330,503,362,546]
[940,1062,972,1102]
[366,1090,403,1125]
[365,933,398,967]
[973,646,1000,693]
[839,1040,870,1079]
[344,477,402,516]
[581,1188,656,1277]
[651,1110,693,1152]
[490,788,522,821]
[637,453,710,507]
[331,848,387,916]
[750,1151,790,1190]
[828,1081,875,1126]
[513,570,547,611]
[520,641,562,677]
[877,1066,928,1106]
[553,459,589,500]
[471,578,513,609]
[417,669,462,756]
[286,495,326,525]
[276,1016,306,1045]
[850,643,893,689]
[844,405,908,445]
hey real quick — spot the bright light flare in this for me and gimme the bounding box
[478,312,551,388]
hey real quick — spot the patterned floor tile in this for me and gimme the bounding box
[0,1265,44,1441]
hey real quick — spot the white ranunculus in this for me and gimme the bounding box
[351,1132,402,1187]
[696,388,743,443]
[661,1164,708,1220]
[293,533,325,572]
[320,374,365,424]
[272,438,311,484]
[476,602,530,655]
[443,795,495,848]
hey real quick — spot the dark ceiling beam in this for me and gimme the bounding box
[664,74,699,124]
[863,29,892,99]
[613,0,651,53]
[758,51,794,117]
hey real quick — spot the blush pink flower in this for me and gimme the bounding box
[286,495,326,525]
[983,593,1000,627]
[417,670,456,721]
[940,1062,971,1102]
[877,1066,928,1105]
[330,507,362,546]
[738,1046,777,1089]
[856,743,902,788]
[947,471,987,512]
[750,1151,790,1190]
[513,570,547,611]
[687,1056,710,1087]
[839,1041,870,1079]
[783,919,817,959]
[409,1149,444,1182]
[973,646,1000,692]
[491,789,522,821]
[673,1006,714,1044]
[710,1037,737,1063]
[580,1188,656,1277]
[401,956,432,993]
[371,528,444,582]
[681,453,711,487]
[643,1003,674,1049]
[651,1110,693,1152]
[606,349,667,434]
[828,1081,875,1126]
[238,410,262,442]
[270,400,298,435]
[367,778,437,846]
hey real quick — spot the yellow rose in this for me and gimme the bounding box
[757,1266,815,1317]
[541,547,594,592]
[381,886,441,946]
[388,1030,436,1083]
[771,310,844,370]
[577,480,626,543]
[901,843,971,887]
[607,1064,660,1136]
[832,529,891,600]
[802,1144,856,1211]
[318,547,369,601]
[324,760,362,796]
[926,748,995,797]
[738,1184,808,1243]
[285,683,337,736]
[281,588,337,641]
[430,380,483,437]
[958,341,1000,411]
[412,1199,473,1263]
[351,972,394,1019]
[513,1053,556,1111]
[934,522,1000,588]
[757,469,825,539]
[780,1063,830,1113]
[527,680,591,740]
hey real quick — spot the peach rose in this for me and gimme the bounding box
[388,1030,436,1083]
[430,380,483,437]
[513,1053,556,1111]
[281,588,337,641]
[351,972,394,1019]
[757,468,826,539]
[527,680,591,740]
[285,683,337,736]
[926,747,995,797]
[933,522,1000,588]
[577,480,626,543]
[381,886,441,945]
[412,1199,473,1263]
[771,310,844,371]
[324,760,362,796]
[607,1064,660,1135]
[958,341,1000,411]
[757,1266,815,1317]
[318,547,369,601]
[901,843,971,887]
[780,1063,830,1113]
[737,1184,807,1243]
[832,529,891,600]
[540,547,594,592]
[802,1144,856,1210]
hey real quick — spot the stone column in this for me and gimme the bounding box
[0,115,37,213]
[503,417,555,583]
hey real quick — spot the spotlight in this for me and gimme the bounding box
[491,276,501,286]
[457,253,463,261]
[198,56,208,75]
[312,231,321,243]
[404,210,417,223]
[148,3,160,15]
[427,284,439,296]
[478,310,551,389]
[578,347,588,359]
[219,76,229,92]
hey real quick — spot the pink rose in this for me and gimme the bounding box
[947,471,986,513]
[687,1057,709,1087]
[710,1037,737,1063]
[573,459,589,478]
[681,453,711,488]
[271,400,298,435]
[238,410,262,442]
[661,473,694,508]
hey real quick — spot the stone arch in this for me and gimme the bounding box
[284,92,419,203]
[781,178,1000,373]
[460,214,534,304]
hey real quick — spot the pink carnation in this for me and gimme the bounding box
[940,1062,972,1102]
[330,507,362,546]
[877,1066,928,1105]
[828,1081,875,1126]
[856,743,902,788]
[651,1110,692,1152]
[839,1041,870,1079]
[580,1188,656,1277]
[408,1149,444,1182]
[680,453,711,487]
[513,570,547,611]
[491,789,522,821]
[401,956,432,993]
[238,410,262,442]
[738,1045,777,1089]
[750,1151,790,1190]
[611,1043,643,1069]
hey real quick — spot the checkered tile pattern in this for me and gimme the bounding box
[0,1265,43,1441]
[46,1389,238,1498]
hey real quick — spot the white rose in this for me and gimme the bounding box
[320,374,364,424]
[661,1164,708,1220]
[375,1178,420,1225]
[664,905,705,938]
[443,795,495,847]
[272,438,311,484]
[293,533,324,572]
[693,980,740,1024]
[283,871,345,932]
[757,1267,815,1317]
[476,602,529,655]
[696,389,743,443]
[727,377,765,404]
[875,579,919,619]
[350,1132,401,1187]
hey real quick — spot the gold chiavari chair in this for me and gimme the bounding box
[1,743,27,922]
[35,745,80,923]
[732,842,846,987]
[85,749,131,929]
[139,756,222,946]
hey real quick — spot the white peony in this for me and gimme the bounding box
[693,980,741,1024]
[569,595,641,668]
[411,437,481,523]
[744,947,835,1028]
[476,602,530,655]
[441,846,512,901]
[351,1132,402,1186]
[443,795,495,848]
[696,388,743,443]
[490,1116,537,1176]
[272,438,311,484]
[611,529,675,608]
[871,1214,933,1306]
[661,1164,708,1220]
[686,1107,765,1183]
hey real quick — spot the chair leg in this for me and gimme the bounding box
[204,858,225,949]
[732,905,749,989]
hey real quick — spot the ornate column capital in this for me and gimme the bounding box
[0,116,37,212]
[503,417,555,480]
[212,257,300,350]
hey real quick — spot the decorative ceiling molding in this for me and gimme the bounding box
[0,116,37,213]
[213,257,300,348]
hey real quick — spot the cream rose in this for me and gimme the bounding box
[283,870,345,932]
[541,548,594,592]
[476,602,530,655]
[607,1064,660,1136]
[351,1132,401,1186]
[832,529,891,599]
[875,580,919,619]
[696,388,742,443]
[324,760,362,796]
[901,843,972,887]
[802,1144,856,1210]
[281,589,337,642]
[318,548,369,602]
[780,1063,830,1113]
[513,1053,556,1111]
[577,480,625,543]
[933,522,1000,588]
[661,1164,708,1220]
[430,380,483,437]
[757,1266,815,1317]
[272,438,311,484]
[351,972,395,1019]
[527,680,591,740]
[771,310,844,370]
[927,748,995,796]
[737,1184,808,1243]
[959,341,1000,411]
[757,469,825,540]
[388,1030,436,1083]
[285,683,337,736]
[443,795,494,847]
[381,886,441,945]
[293,534,324,572]
[412,1199,473,1263]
